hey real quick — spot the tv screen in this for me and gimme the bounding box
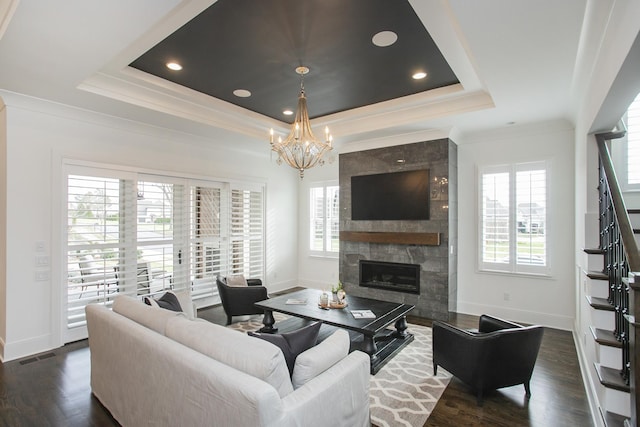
[351,169,430,220]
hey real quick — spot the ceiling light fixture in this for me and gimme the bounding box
[166,62,182,71]
[412,72,427,80]
[233,89,251,97]
[269,66,333,179]
[372,31,398,47]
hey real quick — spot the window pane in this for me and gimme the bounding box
[309,187,324,251]
[628,93,640,184]
[516,169,546,266]
[482,172,510,263]
[230,188,263,278]
[67,175,129,329]
[326,186,340,253]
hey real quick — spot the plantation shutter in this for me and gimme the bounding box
[65,169,135,339]
[190,183,228,302]
[310,187,325,252]
[627,94,640,185]
[515,164,547,269]
[479,162,548,274]
[481,167,510,268]
[229,185,264,279]
[327,185,340,253]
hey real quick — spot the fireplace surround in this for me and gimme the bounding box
[339,138,457,320]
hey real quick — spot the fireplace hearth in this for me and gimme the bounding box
[359,260,420,294]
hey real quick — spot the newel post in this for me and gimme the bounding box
[628,272,640,427]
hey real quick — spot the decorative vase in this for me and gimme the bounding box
[337,289,346,303]
[319,292,329,308]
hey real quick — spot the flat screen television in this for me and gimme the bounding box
[351,169,430,220]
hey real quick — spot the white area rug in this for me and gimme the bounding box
[228,315,451,427]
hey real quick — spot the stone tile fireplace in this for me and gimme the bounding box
[339,139,457,320]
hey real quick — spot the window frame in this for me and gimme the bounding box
[309,181,339,258]
[477,161,551,277]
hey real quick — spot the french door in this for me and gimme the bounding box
[63,164,264,343]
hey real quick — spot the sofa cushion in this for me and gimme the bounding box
[249,322,321,375]
[165,315,294,398]
[291,329,350,389]
[144,291,183,312]
[112,295,185,335]
[172,289,195,320]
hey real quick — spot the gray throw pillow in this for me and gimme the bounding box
[249,321,321,375]
[144,291,183,312]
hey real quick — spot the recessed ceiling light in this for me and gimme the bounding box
[397,159,406,163]
[166,62,182,71]
[233,89,251,98]
[412,72,427,80]
[283,109,294,116]
[372,31,398,47]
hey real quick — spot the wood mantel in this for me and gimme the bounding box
[339,231,440,246]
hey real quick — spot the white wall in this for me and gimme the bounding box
[0,91,299,361]
[456,120,576,330]
[297,159,339,290]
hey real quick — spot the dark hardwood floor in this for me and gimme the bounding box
[0,305,593,427]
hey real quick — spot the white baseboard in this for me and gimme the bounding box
[456,301,574,330]
[2,333,56,362]
[573,322,606,427]
[266,278,300,294]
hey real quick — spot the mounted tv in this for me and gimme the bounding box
[351,169,430,220]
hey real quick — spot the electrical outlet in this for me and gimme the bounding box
[35,271,49,281]
[35,255,49,267]
[503,292,511,301]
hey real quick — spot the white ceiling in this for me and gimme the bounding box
[0,0,607,148]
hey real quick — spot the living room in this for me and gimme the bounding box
[1,1,640,426]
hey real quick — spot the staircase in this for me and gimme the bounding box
[581,131,640,427]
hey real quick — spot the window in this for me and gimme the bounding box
[64,163,264,342]
[479,162,548,275]
[310,183,339,256]
[621,92,640,190]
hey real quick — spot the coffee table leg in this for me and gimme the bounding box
[362,335,378,361]
[394,316,409,338]
[259,310,278,333]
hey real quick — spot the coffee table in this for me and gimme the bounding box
[254,288,415,374]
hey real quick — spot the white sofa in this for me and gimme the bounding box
[85,294,371,427]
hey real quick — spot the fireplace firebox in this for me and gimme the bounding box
[359,260,420,294]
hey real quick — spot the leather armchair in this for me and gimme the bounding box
[216,275,268,325]
[433,314,544,405]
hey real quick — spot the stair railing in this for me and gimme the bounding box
[596,130,640,425]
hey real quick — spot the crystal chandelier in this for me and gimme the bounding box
[269,66,333,179]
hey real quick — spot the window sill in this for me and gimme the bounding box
[477,268,554,280]
[309,252,338,260]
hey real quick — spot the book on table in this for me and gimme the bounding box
[285,298,308,305]
[350,309,376,319]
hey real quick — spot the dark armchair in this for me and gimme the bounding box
[216,275,268,325]
[433,314,544,405]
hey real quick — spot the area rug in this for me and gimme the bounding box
[228,316,451,427]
